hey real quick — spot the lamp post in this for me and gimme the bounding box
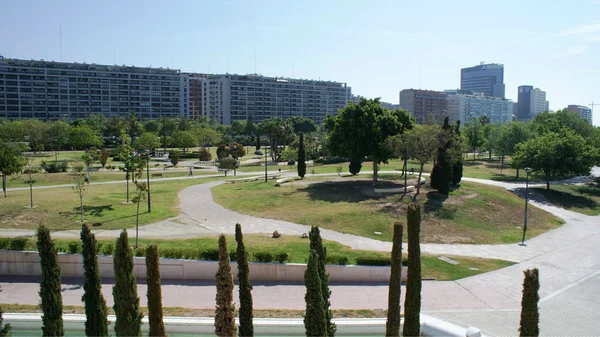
[264,142,268,182]
[145,152,151,213]
[522,167,532,245]
[403,139,408,195]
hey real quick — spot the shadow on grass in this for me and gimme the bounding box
[423,191,448,214]
[298,180,403,203]
[518,187,600,211]
[575,185,600,198]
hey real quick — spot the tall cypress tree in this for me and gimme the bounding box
[36,225,64,337]
[309,226,335,336]
[519,268,540,337]
[81,224,108,337]
[235,224,254,337]
[215,235,236,337]
[304,249,327,337]
[297,132,307,179]
[0,301,12,337]
[385,222,403,337]
[146,245,166,337]
[112,230,143,337]
[403,203,422,337]
[451,121,463,185]
[430,117,454,194]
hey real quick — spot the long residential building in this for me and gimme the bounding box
[446,90,513,124]
[399,89,449,124]
[0,58,189,121]
[199,74,351,125]
[566,104,593,124]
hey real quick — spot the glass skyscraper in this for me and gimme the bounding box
[460,63,505,98]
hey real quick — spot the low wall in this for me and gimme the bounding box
[0,250,406,283]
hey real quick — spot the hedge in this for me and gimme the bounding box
[325,255,350,265]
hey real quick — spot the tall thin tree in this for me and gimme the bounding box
[385,222,403,337]
[215,234,236,337]
[309,226,335,336]
[235,224,254,337]
[297,132,306,179]
[403,203,422,337]
[81,224,108,337]
[304,249,327,337]
[112,230,143,337]
[146,245,166,337]
[519,268,540,337]
[36,225,64,337]
[0,287,12,337]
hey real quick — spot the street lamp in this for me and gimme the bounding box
[264,143,268,182]
[403,139,408,195]
[522,167,532,245]
[145,152,151,213]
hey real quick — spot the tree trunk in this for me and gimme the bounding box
[80,195,84,222]
[416,163,425,199]
[126,177,129,203]
[473,150,476,161]
[373,159,378,183]
[489,150,492,160]
[2,174,6,197]
[546,172,550,191]
[500,155,504,175]
[516,168,520,179]
[136,202,140,247]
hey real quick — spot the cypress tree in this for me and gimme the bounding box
[304,249,327,337]
[451,121,463,185]
[215,234,237,337]
[235,224,254,337]
[519,268,540,337]
[430,117,454,194]
[349,157,362,176]
[146,245,166,337]
[298,132,307,179]
[80,224,109,337]
[309,226,335,336]
[385,222,403,337]
[403,203,422,337]
[0,303,12,337]
[112,230,143,337]
[36,225,64,337]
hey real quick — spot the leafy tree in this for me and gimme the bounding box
[172,130,197,153]
[36,225,64,337]
[134,132,160,152]
[69,125,103,150]
[0,121,25,142]
[451,122,464,185]
[215,235,237,337]
[146,245,166,337]
[532,109,594,139]
[325,98,413,182]
[81,149,99,170]
[218,157,239,176]
[178,117,193,131]
[160,116,178,152]
[71,171,88,222]
[195,127,222,147]
[244,114,257,138]
[81,224,109,337]
[231,120,245,135]
[0,142,26,197]
[430,118,461,194]
[169,150,180,167]
[349,158,362,176]
[403,203,422,337]
[479,115,490,126]
[199,148,212,161]
[143,120,161,134]
[260,118,293,162]
[100,149,110,168]
[113,230,143,337]
[298,132,307,179]
[465,117,486,161]
[123,111,143,145]
[309,226,335,336]
[23,119,49,152]
[216,144,229,160]
[385,222,403,337]
[86,113,108,135]
[235,224,254,337]
[119,145,143,203]
[132,180,148,247]
[304,249,327,337]
[105,116,125,140]
[519,268,540,337]
[0,300,12,337]
[45,121,71,153]
[288,116,317,134]
[229,143,246,159]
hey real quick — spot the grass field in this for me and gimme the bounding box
[0,177,222,231]
[532,184,600,216]
[212,178,563,244]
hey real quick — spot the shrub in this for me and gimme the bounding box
[68,241,82,254]
[274,252,290,263]
[200,248,220,261]
[0,238,10,250]
[280,147,298,162]
[313,158,325,165]
[96,242,104,254]
[9,237,29,251]
[229,250,237,261]
[161,248,184,259]
[325,255,349,265]
[254,150,263,156]
[325,156,347,164]
[100,243,115,256]
[198,148,212,161]
[253,251,274,263]
[183,249,199,259]
[40,160,69,173]
[134,247,146,257]
[355,257,391,266]
[22,167,41,174]
[287,160,296,166]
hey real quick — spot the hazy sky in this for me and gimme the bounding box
[1,0,599,124]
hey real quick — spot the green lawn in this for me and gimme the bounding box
[18,235,513,281]
[212,178,563,244]
[0,177,222,231]
[532,184,600,215]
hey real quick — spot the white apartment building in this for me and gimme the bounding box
[446,91,513,124]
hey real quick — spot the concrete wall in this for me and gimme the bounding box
[0,250,406,283]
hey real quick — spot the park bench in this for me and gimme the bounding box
[151,173,163,178]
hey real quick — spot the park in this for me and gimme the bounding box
[1,102,600,336]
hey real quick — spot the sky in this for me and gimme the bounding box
[1,0,599,125]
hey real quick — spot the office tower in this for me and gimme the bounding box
[399,89,448,124]
[460,63,505,98]
[567,104,593,124]
[517,85,548,121]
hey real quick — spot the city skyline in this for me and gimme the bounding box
[1,0,599,124]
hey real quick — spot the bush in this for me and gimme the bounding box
[355,257,391,266]
[161,248,184,259]
[9,237,29,251]
[23,167,41,174]
[198,148,212,161]
[254,150,263,156]
[134,247,146,257]
[229,250,237,261]
[200,248,220,261]
[280,147,298,162]
[313,158,325,165]
[274,252,290,263]
[100,243,115,256]
[287,160,296,166]
[0,238,10,249]
[325,156,347,164]
[40,160,69,173]
[68,241,81,254]
[96,242,104,254]
[325,255,349,265]
[182,248,199,259]
[253,251,274,263]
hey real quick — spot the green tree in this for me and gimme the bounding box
[0,121,25,142]
[195,127,222,147]
[100,148,110,168]
[36,225,64,337]
[80,224,109,337]
[132,180,148,247]
[298,132,307,179]
[118,145,143,203]
[69,125,103,150]
[0,300,12,337]
[146,245,166,337]
[385,222,403,337]
[287,116,317,134]
[169,150,180,167]
[134,132,160,152]
[198,148,212,161]
[244,114,257,138]
[23,119,49,152]
[113,230,143,337]
[86,113,108,135]
[218,157,239,177]
[519,268,540,337]
[45,121,72,154]
[451,121,464,185]
[105,116,125,140]
[235,224,254,337]
[71,170,88,222]
[309,226,335,336]
[465,117,487,161]
[260,118,293,162]
[172,130,197,153]
[304,249,327,337]
[160,117,178,152]
[0,142,26,197]
[325,98,413,182]
[215,235,237,337]
[532,109,594,139]
[143,120,161,134]
[123,111,143,145]
[231,120,246,135]
[430,118,456,194]
[403,203,422,337]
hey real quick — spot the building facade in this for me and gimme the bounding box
[460,63,505,98]
[399,89,448,124]
[446,92,513,125]
[188,73,208,120]
[0,58,189,121]
[516,85,548,121]
[200,74,351,125]
[567,104,592,124]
